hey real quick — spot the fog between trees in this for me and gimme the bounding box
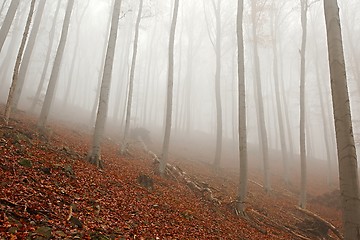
[1,0,360,237]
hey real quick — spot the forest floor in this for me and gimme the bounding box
[0,106,343,240]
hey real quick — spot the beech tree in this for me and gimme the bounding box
[31,0,62,112]
[12,0,46,109]
[299,0,308,209]
[87,0,122,167]
[0,0,20,53]
[121,0,144,154]
[324,0,360,238]
[160,0,180,176]
[251,0,270,192]
[4,0,36,123]
[236,0,247,215]
[37,0,75,128]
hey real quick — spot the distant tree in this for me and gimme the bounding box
[30,0,62,112]
[251,0,270,192]
[236,0,247,215]
[160,0,180,176]
[87,0,122,168]
[299,0,308,209]
[323,0,360,238]
[37,0,75,128]
[0,0,20,53]
[4,0,36,123]
[121,0,144,154]
[271,1,289,184]
[12,0,46,109]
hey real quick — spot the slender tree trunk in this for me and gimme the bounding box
[37,0,75,128]
[30,0,62,112]
[87,0,122,168]
[90,2,113,127]
[0,0,8,17]
[63,0,90,108]
[213,0,223,169]
[324,1,360,238]
[251,1,270,192]
[271,5,288,184]
[121,0,144,153]
[299,0,307,209]
[236,0,247,215]
[0,0,20,53]
[12,0,46,109]
[4,0,36,123]
[160,0,180,176]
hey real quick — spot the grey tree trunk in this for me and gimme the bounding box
[37,0,75,128]
[213,0,223,170]
[251,1,270,192]
[0,0,8,17]
[160,0,180,176]
[12,0,46,109]
[0,0,20,53]
[63,0,91,108]
[4,0,36,123]
[324,1,360,239]
[271,4,288,184]
[121,0,144,154]
[30,0,62,112]
[299,0,307,209]
[87,0,122,168]
[236,0,247,215]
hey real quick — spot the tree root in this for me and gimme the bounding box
[295,206,343,240]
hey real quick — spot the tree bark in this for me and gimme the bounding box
[160,0,180,176]
[324,1,360,239]
[12,0,46,109]
[236,0,247,215]
[87,0,122,168]
[251,1,270,192]
[37,0,75,128]
[121,0,144,153]
[0,0,20,53]
[30,0,62,112]
[4,0,36,123]
[299,0,307,209]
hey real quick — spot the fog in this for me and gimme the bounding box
[0,0,359,171]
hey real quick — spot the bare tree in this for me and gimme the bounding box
[251,0,270,192]
[37,0,75,128]
[121,0,144,154]
[299,0,308,209]
[30,0,62,112]
[236,0,247,215]
[12,0,46,109]
[87,0,122,168]
[0,0,20,53]
[4,0,36,123]
[324,0,360,238]
[160,0,180,176]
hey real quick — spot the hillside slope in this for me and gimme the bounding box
[0,109,342,239]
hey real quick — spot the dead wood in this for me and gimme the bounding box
[295,206,343,240]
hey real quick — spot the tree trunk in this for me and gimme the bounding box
[251,1,270,192]
[324,1,360,239]
[0,0,20,53]
[87,0,122,168]
[37,0,75,128]
[121,0,144,154]
[160,0,180,176]
[4,0,36,123]
[213,0,223,170]
[299,0,307,209]
[236,0,247,215]
[30,0,62,113]
[271,4,288,184]
[12,0,46,109]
